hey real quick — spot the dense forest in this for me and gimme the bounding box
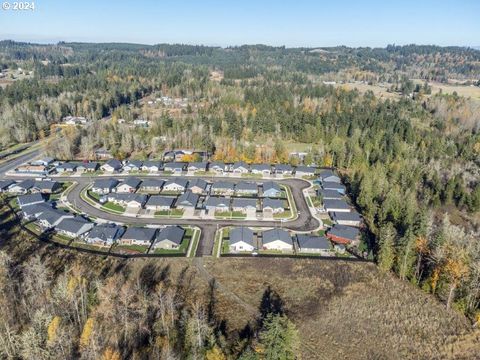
[1,41,480,357]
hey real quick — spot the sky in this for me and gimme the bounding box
[0,0,479,48]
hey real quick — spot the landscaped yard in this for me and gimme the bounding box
[222,240,230,254]
[101,202,126,213]
[154,209,184,217]
[273,210,292,219]
[215,211,247,219]
[152,227,192,254]
[114,244,149,253]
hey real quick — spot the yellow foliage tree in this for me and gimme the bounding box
[101,347,121,360]
[205,346,226,360]
[323,153,333,167]
[80,318,95,348]
[47,316,61,344]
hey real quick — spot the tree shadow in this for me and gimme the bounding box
[138,262,171,294]
[258,285,284,322]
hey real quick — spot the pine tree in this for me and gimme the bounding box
[377,223,396,273]
[259,313,299,360]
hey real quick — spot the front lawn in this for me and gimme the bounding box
[101,202,126,213]
[154,209,184,217]
[273,210,292,219]
[214,211,247,219]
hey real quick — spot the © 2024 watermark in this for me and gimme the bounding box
[2,1,35,11]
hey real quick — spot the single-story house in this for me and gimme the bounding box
[263,198,285,213]
[37,208,74,229]
[145,196,175,211]
[330,210,362,227]
[205,197,230,212]
[262,228,293,251]
[211,181,235,195]
[323,199,350,213]
[139,179,165,193]
[56,217,94,238]
[8,179,35,194]
[235,181,258,195]
[176,191,199,209]
[209,162,227,174]
[119,227,157,246]
[84,223,125,246]
[231,198,257,212]
[123,160,143,172]
[164,162,185,173]
[0,180,14,192]
[296,234,333,255]
[295,166,316,177]
[317,188,343,200]
[322,181,346,195]
[83,162,100,172]
[115,177,142,193]
[250,164,271,175]
[21,202,52,220]
[187,162,208,172]
[187,178,208,194]
[263,181,282,197]
[31,180,60,194]
[229,227,255,252]
[95,148,113,159]
[141,161,162,173]
[274,164,293,175]
[326,225,360,245]
[101,159,123,173]
[163,178,188,192]
[91,178,119,194]
[56,162,77,173]
[231,161,249,174]
[17,193,44,208]
[153,226,185,250]
[106,193,147,208]
[32,157,54,167]
[15,164,49,175]
[318,169,341,183]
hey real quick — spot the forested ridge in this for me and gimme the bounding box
[0,41,480,358]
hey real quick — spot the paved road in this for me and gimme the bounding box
[0,147,42,175]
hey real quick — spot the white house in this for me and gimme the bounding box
[262,228,293,251]
[229,227,255,252]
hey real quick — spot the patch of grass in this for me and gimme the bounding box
[214,211,247,219]
[101,202,126,213]
[114,244,149,253]
[187,229,200,257]
[241,173,262,179]
[273,210,292,219]
[222,240,230,254]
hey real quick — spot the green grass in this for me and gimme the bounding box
[241,173,263,179]
[222,240,230,254]
[187,229,200,257]
[152,238,189,254]
[160,190,182,195]
[87,190,101,201]
[101,202,126,213]
[323,218,333,226]
[214,211,247,219]
[213,229,223,257]
[114,244,149,253]
[306,196,314,207]
[154,208,184,217]
[81,170,104,176]
[273,210,292,219]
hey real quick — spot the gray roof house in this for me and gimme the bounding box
[229,227,255,252]
[263,181,282,197]
[101,159,123,172]
[326,224,360,245]
[250,164,271,175]
[17,193,44,208]
[235,181,258,194]
[120,227,157,245]
[85,224,125,246]
[322,181,346,195]
[139,179,165,192]
[176,191,199,208]
[231,198,257,212]
[187,162,208,172]
[163,178,188,192]
[21,202,53,220]
[164,162,185,173]
[56,217,94,238]
[91,178,119,194]
[205,197,230,212]
[106,193,147,207]
[317,188,343,200]
[187,178,208,194]
[319,169,341,183]
[153,226,185,249]
[32,180,60,194]
[211,181,235,194]
[84,162,99,172]
[145,196,175,211]
[263,198,285,213]
[123,160,143,172]
[56,162,77,173]
[141,160,162,172]
[330,210,362,226]
[295,165,316,177]
[262,228,293,251]
[209,162,227,173]
[0,180,15,192]
[323,199,350,213]
[115,177,142,193]
[232,161,249,173]
[37,208,74,229]
[274,164,293,175]
[296,234,332,254]
[8,179,35,194]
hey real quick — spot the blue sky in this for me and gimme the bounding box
[0,0,479,47]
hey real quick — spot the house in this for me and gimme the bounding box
[8,179,35,194]
[263,182,282,197]
[123,160,143,172]
[250,164,271,175]
[231,161,249,174]
[318,169,341,183]
[187,178,208,194]
[115,177,142,193]
[317,188,343,200]
[106,193,147,208]
[187,162,208,173]
[176,191,199,209]
[56,217,94,238]
[235,181,258,195]
[211,181,235,195]
[91,178,119,194]
[37,208,74,229]
[31,157,54,167]
[0,180,14,192]
[209,162,227,174]
[262,228,293,251]
[326,225,360,245]
[56,162,77,173]
[145,196,175,211]
[84,162,99,172]
[274,164,293,175]
[15,164,49,175]
[139,179,165,193]
[119,227,157,246]
[17,193,44,208]
[323,199,350,213]
[229,227,255,252]
[153,226,185,250]
[101,159,123,172]
[205,197,230,213]
[322,181,346,195]
[164,162,185,173]
[32,180,60,194]
[95,148,113,159]
[141,160,162,173]
[163,178,188,192]
[85,223,125,246]
[231,198,257,213]
[21,202,52,220]
[295,166,316,177]
[330,210,362,227]
[296,234,333,255]
[263,198,285,213]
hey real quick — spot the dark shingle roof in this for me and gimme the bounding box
[327,225,360,241]
[140,179,165,189]
[56,217,92,234]
[37,208,72,226]
[275,164,293,172]
[16,179,35,190]
[104,159,123,170]
[177,191,199,207]
[297,234,330,250]
[331,211,361,222]
[229,227,254,246]
[33,180,59,192]
[86,224,125,242]
[122,227,157,241]
[21,202,52,218]
[93,178,119,189]
[188,162,207,170]
[263,198,284,210]
[232,198,257,209]
[145,196,175,207]
[322,182,346,191]
[263,181,281,193]
[323,199,350,211]
[0,180,14,190]
[211,181,235,190]
[205,197,230,208]
[188,178,208,190]
[251,164,271,171]
[156,226,185,245]
[17,193,44,207]
[164,178,188,188]
[120,177,142,188]
[262,228,292,245]
[236,181,258,192]
[295,166,316,174]
[318,188,343,199]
